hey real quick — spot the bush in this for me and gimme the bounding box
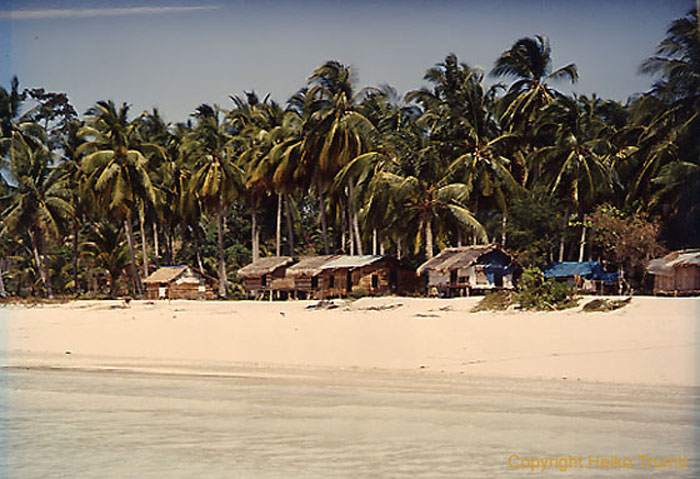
[472,290,515,312]
[348,286,368,300]
[515,267,578,311]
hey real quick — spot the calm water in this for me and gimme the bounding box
[1,367,698,478]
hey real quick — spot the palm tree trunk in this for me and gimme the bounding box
[139,209,149,276]
[276,192,282,256]
[348,183,363,255]
[153,220,160,260]
[124,214,143,296]
[217,208,228,297]
[425,217,434,260]
[341,199,347,253]
[318,190,330,255]
[501,213,507,247]
[251,203,259,262]
[30,229,51,298]
[372,228,378,255]
[285,194,295,256]
[348,197,354,256]
[558,209,568,262]
[0,259,7,298]
[397,237,403,260]
[578,224,587,262]
[72,218,80,296]
[352,214,363,255]
[192,226,205,272]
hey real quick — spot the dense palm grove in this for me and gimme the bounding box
[1,10,698,299]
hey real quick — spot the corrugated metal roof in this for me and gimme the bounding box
[417,245,501,274]
[286,255,342,277]
[319,255,385,270]
[237,256,294,277]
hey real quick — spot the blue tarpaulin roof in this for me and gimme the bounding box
[543,261,619,283]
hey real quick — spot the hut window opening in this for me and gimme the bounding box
[371,274,379,289]
[261,274,267,287]
[329,275,335,288]
[311,276,318,289]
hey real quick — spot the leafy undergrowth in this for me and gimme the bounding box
[472,267,579,312]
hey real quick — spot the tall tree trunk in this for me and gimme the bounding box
[251,203,259,262]
[192,226,205,272]
[352,213,363,255]
[153,220,160,260]
[348,183,363,255]
[139,208,149,276]
[72,218,79,296]
[30,229,51,298]
[558,209,568,263]
[348,197,354,255]
[425,217,434,260]
[341,198,347,253]
[275,192,282,256]
[124,214,143,296]
[397,237,403,260]
[501,213,507,247]
[217,208,228,297]
[372,228,378,255]
[318,190,330,255]
[285,194,295,256]
[578,224,587,262]
[0,259,7,298]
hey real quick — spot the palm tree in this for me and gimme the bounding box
[79,100,158,296]
[303,61,377,254]
[183,104,242,297]
[55,118,87,294]
[491,35,578,131]
[533,95,616,260]
[81,221,130,298]
[1,126,72,298]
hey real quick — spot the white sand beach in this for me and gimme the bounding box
[3,296,697,386]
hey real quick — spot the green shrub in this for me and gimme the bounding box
[515,267,578,311]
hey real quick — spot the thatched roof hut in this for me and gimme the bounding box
[647,250,700,295]
[237,256,294,278]
[286,255,342,278]
[417,245,517,296]
[143,265,216,300]
[317,255,418,297]
[237,256,295,297]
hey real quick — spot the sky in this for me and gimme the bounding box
[0,0,695,122]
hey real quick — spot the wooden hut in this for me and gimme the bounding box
[143,265,217,300]
[647,250,700,296]
[318,255,417,298]
[237,256,295,298]
[417,245,518,297]
[284,255,342,299]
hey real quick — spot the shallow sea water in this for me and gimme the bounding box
[1,367,698,478]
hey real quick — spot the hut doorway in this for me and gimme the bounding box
[346,271,353,293]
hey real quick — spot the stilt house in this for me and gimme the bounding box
[237,256,295,298]
[417,245,518,297]
[647,250,700,295]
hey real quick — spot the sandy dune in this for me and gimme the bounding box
[2,296,697,386]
